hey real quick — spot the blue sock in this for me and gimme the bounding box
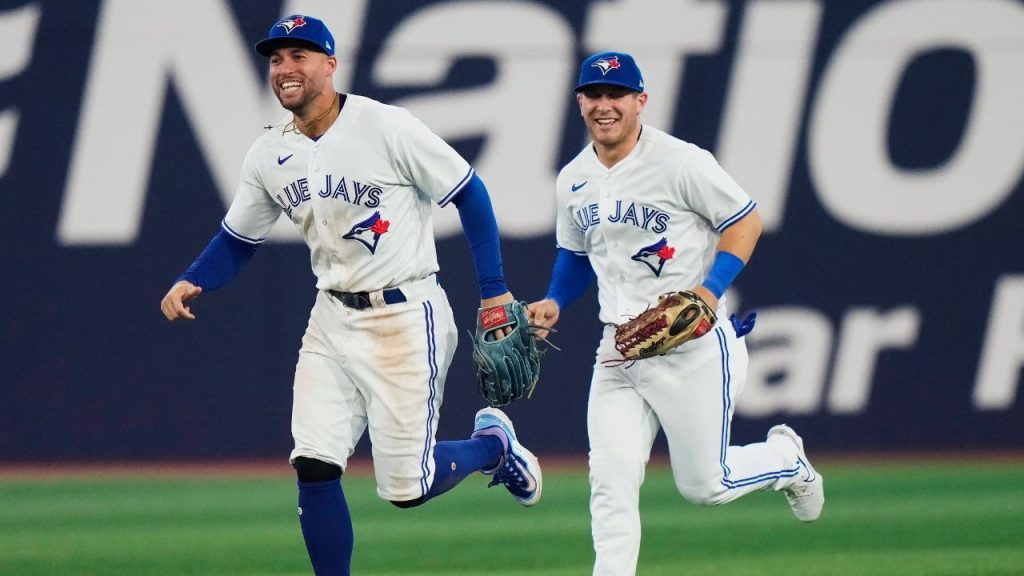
[297,478,353,576]
[424,436,503,500]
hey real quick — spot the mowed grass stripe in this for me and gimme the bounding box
[1,461,1022,575]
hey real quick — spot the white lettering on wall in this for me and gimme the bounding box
[0,4,41,179]
[584,0,727,134]
[48,0,1024,245]
[717,0,822,233]
[809,0,1024,235]
[974,275,1024,409]
[57,0,367,245]
[373,1,573,237]
[738,307,833,416]
[828,306,921,414]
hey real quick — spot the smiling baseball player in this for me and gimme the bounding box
[160,15,541,576]
[528,51,824,575]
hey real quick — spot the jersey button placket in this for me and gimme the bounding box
[308,149,329,227]
[597,172,619,302]
[604,171,628,312]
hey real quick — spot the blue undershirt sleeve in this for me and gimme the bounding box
[544,248,596,309]
[177,228,259,291]
[451,174,508,299]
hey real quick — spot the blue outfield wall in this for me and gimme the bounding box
[1,0,1023,461]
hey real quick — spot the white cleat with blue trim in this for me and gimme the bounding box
[769,424,824,522]
[471,407,542,507]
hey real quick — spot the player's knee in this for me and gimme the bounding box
[677,479,727,507]
[293,456,342,483]
[681,490,719,507]
[389,496,427,509]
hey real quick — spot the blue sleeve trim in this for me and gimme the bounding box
[544,248,595,309]
[701,251,745,299]
[555,242,588,256]
[717,200,756,232]
[438,167,476,207]
[221,220,265,244]
[451,173,507,298]
[177,228,259,291]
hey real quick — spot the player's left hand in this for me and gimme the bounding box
[611,290,718,362]
[480,291,515,339]
[472,299,542,407]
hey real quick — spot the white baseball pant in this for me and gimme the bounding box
[290,276,458,502]
[589,324,800,575]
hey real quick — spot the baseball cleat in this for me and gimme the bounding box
[769,424,824,522]
[471,407,542,506]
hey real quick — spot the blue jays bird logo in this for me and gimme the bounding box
[631,237,675,277]
[591,56,621,76]
[276,15,307,34]
[342,211,390,254]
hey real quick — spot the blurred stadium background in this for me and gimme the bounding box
[1,0,1022,574]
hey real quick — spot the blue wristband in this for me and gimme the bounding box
[701,251,745,299]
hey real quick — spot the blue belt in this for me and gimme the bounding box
[328,287,406,310]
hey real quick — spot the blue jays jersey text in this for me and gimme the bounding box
[274,175,383,217]
[573,200,670,235]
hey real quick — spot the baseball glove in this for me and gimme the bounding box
[612,290,717,361]
[471,301,542,407]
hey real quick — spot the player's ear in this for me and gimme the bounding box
[576,92,585,115]
[636,92,648,113]
[325,55,338,75]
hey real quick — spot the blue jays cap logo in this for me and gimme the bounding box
[592,56,621,76]
[575,51,643,92]
[343,211,391,254]
[631,237,675,277]
[276,16,308,34]
[255,14,335,57]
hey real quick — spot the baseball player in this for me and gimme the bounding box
[159,15,541,576]
[527,52,824,575]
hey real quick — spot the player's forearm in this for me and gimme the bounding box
[716,208,762,263]
[544,248,595,309]
[452,174,508,299]
[702,209,761,299]
[177,227,259,291]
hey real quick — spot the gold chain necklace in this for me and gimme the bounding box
[285,92,339,134]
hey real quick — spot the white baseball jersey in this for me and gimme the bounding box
[559,126,803,576]
[222,94,474,293]
[554,125,755,325]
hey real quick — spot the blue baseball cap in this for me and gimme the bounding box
[255,15,335,57]
[574,51,644,93]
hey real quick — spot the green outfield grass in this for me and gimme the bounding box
[2,460,1023,576]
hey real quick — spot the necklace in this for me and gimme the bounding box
[286,92,339,134]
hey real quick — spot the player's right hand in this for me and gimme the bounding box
[526,299,560,340]
[161,280,203,321]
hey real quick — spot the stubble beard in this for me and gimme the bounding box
[276,89,312,113]
[274,77,324,115]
